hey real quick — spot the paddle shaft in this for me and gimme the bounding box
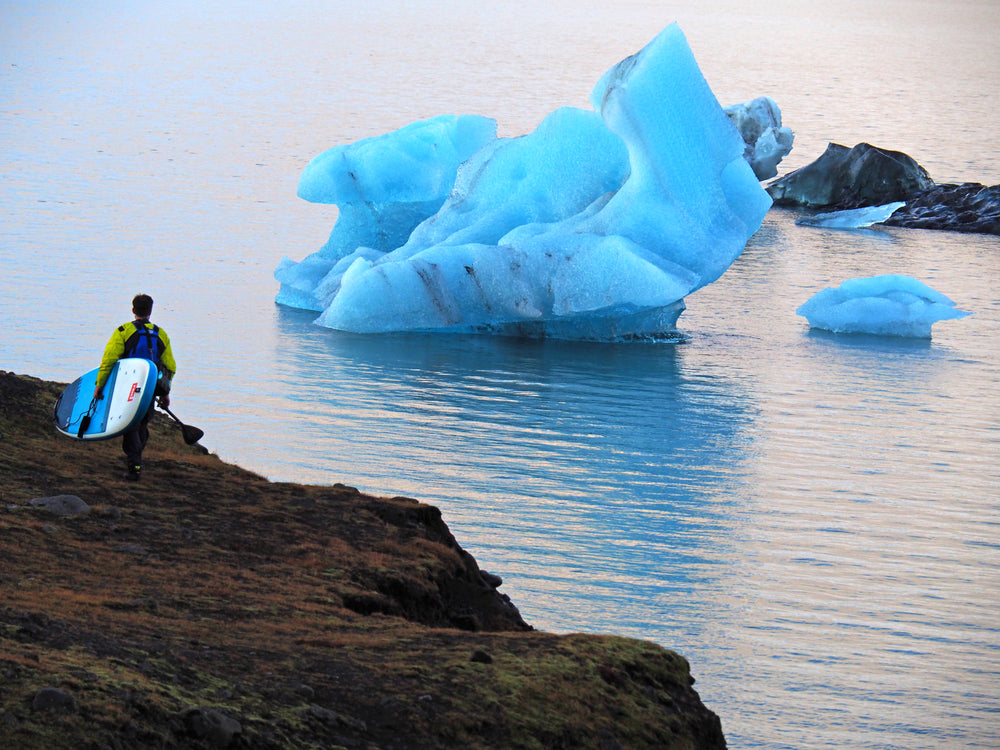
[157,404,204,445]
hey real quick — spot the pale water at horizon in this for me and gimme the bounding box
[2,1,999,748]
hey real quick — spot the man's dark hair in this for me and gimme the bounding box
[132,294,154,318]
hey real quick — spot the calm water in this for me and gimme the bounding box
[2,1,999,748]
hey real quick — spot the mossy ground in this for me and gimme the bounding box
[0,370,725,749]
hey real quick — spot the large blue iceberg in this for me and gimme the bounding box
[797,275,971,338]
[275,23,772,340]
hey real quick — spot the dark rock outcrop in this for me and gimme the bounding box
[767,142,934,209]
[768,142,999,235]
[882,182,1000,235]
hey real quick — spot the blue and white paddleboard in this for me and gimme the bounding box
[53,358,159,441]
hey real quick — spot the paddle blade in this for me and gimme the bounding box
[158,404,203,445]
[181,424,204,445]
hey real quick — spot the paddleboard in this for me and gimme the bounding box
[53,358,159,440]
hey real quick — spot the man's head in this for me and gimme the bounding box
[132,294,154,319]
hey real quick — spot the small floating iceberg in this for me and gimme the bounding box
[796,274,972,337]
[795,201,906,229]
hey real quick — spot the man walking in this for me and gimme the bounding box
[94,294,176,480]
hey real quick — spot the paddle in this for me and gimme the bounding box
[158,404,205,445]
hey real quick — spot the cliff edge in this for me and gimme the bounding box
[0,369,726,749]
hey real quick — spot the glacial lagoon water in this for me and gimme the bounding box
[2,1,999,747]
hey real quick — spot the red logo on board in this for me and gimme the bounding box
[128,383,139,402]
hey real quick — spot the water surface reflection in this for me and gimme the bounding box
[271,306,757,635]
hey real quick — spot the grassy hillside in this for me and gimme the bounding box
[0,369,726,749]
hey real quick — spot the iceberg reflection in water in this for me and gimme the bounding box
[270,305,756,629]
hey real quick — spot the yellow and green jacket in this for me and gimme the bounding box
[96,319,177,390]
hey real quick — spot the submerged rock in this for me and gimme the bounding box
[767,142,934,209]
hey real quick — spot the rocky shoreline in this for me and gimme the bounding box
[0,370,726,749]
